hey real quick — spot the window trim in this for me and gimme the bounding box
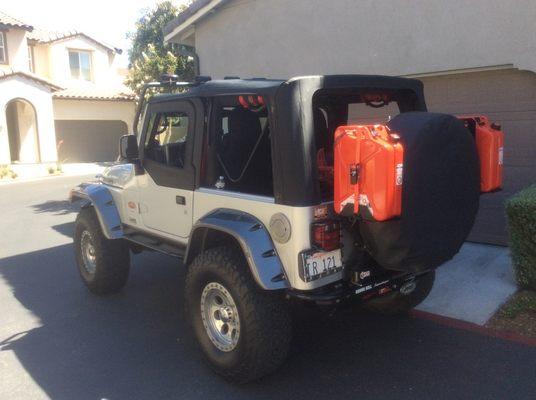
[28,44,35,72]
[0,30,8,65]
[68,48,93,81]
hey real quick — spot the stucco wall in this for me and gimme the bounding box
[0,76,57,164]
[0,28,29,73]
[192,0,536,78]
[31,44,51,77]
[46,37,118,87]
[52,99,136,133]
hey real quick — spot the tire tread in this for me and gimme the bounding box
[185,246,291,383]
[74,207,130,295]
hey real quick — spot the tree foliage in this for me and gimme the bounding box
[126,1,194,96]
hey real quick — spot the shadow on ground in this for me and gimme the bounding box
[0,244,535,400]
[51,222,75,238]
[31,200,79,215]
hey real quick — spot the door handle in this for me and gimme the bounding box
[176,195,186,205]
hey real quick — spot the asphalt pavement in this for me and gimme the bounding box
[0,175,535,400]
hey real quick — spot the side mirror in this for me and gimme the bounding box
[119,134,139,161]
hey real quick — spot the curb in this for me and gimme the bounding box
[410,309,536,347]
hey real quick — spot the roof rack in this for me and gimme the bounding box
[133,74,212,135]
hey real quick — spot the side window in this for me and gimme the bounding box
[202,95,273,196]
[144,111,189,168]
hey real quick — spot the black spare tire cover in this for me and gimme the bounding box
[359,112,480,273]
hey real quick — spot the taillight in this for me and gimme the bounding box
[311,220,341,251]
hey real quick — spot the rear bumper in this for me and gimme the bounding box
[286,271,426,305]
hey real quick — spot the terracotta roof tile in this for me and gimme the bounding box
[27,29,122,54]
[0,68,62,90]
[0,11,33,31]
[52,85,135,101]
[0,11,121,52]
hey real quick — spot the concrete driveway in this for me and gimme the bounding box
[1,175,535,400]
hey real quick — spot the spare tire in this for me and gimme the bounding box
[358,112,480,273]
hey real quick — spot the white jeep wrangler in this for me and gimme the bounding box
[71,74,502,383]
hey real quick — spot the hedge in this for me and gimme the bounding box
[506,184,536,290]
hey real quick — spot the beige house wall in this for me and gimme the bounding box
[8,100,39,162]
[1,28,29,73]
[46,36,119,87]
[182,0,536,78]
[0,23,133,165]
[0,76,57,164]
[31,43,51,77]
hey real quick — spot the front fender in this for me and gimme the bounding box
[70,183,123,240]
[186,209,289,290]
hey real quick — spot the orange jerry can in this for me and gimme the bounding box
[458,115,504,192]
[333,124,403,221]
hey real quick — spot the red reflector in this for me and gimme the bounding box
[378,287,392,295]
[257,95,265,105]
[311,220,340,251]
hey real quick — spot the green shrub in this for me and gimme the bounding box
[506,185,536,290]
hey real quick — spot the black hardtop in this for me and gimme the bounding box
[148,74,424,104]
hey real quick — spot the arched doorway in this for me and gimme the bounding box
[6,98,41,163]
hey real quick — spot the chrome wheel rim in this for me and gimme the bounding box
[200,282,240,352]
[80,230,97,274]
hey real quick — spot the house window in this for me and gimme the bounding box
[0,31,7,64]
[68,50,92,81]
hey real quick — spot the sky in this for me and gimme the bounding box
[0,0,190,67]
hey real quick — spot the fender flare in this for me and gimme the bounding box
[70,183,124,240]
[185,209,289,290]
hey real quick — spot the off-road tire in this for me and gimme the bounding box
[363,271,435,315]
[185,246,292,383]
[74,207,130,295]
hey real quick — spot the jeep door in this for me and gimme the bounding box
[137,99,196,239]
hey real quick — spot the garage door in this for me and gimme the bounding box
[421,69,536,245]
[55,120,128,163]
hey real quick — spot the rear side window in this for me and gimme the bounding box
[202,95,273,196]
[145,112,189,168]
[313,89,415,201]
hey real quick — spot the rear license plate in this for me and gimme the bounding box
[302,249,343,282]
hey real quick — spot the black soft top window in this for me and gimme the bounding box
[202,95,273,196]
[312,88,420,201]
